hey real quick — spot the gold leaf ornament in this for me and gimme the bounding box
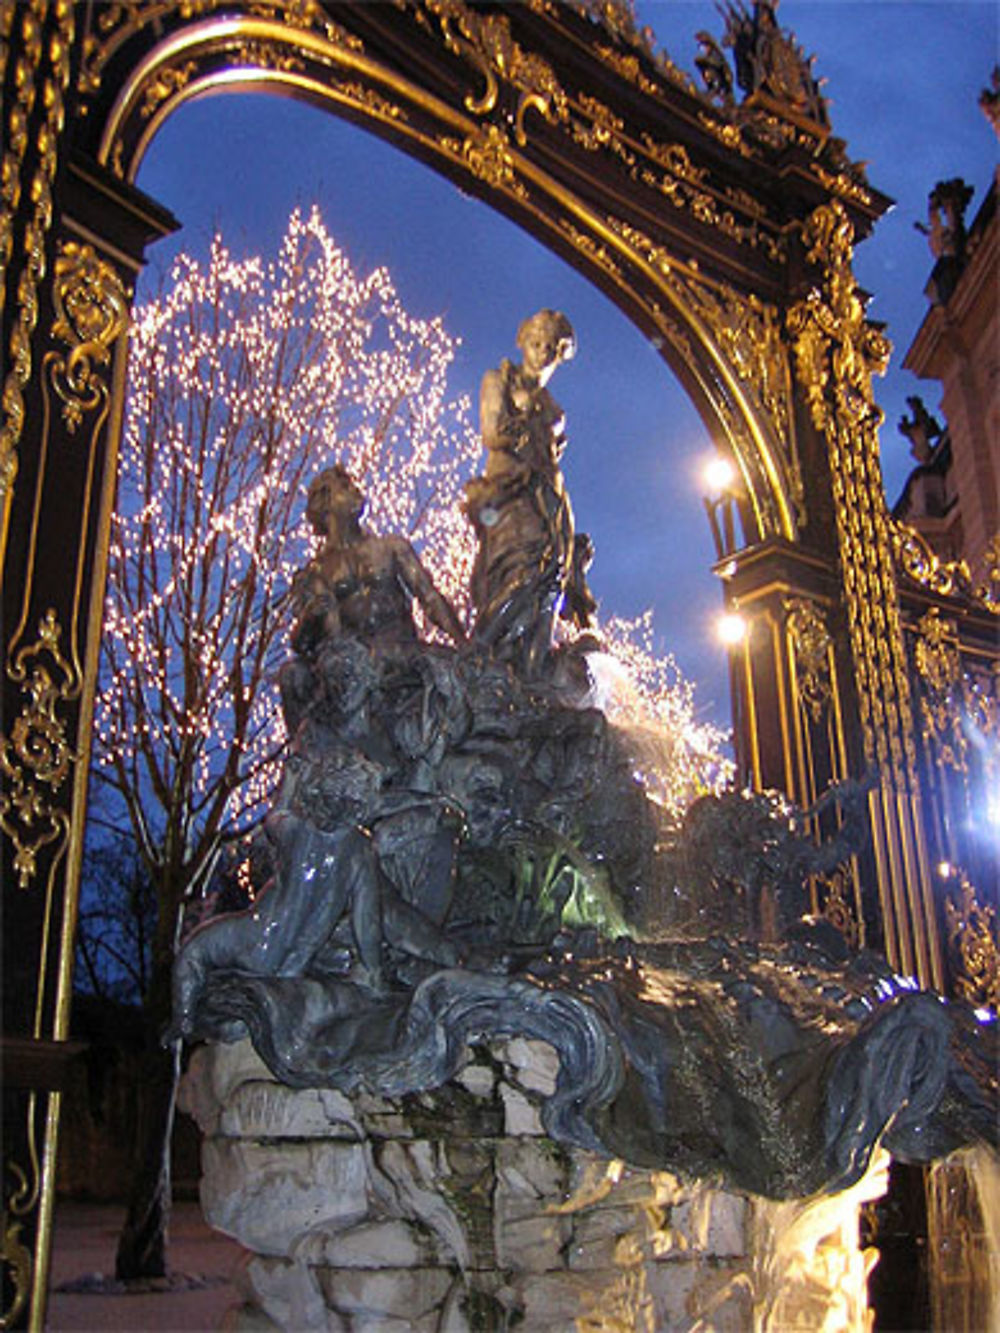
[785,597,832,721]
[48,241,129,431]
[945,874,1000,1010]
[1,610,76,890]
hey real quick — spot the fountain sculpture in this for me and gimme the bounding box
[174,313,997,1330]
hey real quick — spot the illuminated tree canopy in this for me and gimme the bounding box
[94,207,479,897]
[90,207,478,1280]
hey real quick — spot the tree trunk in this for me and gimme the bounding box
[115,928,181,1280]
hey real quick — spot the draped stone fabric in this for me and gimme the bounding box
[185,927,996,1197]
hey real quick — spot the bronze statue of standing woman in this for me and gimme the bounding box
[465,309,595,677]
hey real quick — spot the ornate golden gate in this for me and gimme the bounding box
[2,3,996,1326]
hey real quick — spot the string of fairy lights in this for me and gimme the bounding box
[93,206,729,902]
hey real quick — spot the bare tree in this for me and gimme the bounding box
[90,208,477,1279]
[75,830,155,1006]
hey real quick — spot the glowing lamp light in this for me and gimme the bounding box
[703,456,737,497]
[936,860,955,880]
[717,612,747,647]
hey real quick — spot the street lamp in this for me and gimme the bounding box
[702,454,741,562]
[716,611,747,646]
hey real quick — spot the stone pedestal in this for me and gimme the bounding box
[179,1039,887,1332]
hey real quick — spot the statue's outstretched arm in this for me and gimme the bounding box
[290,564,341,653]
[480,366,507,451]
[394,539,465,643]
[480,364,527,463]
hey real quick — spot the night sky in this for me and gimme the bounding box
[133,1,998,728]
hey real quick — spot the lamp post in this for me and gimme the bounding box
[701,455,755,786]
[702,455,741,565]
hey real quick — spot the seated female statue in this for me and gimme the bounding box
[280,465,464,733]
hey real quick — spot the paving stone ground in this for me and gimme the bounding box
[46,1199,243,1332]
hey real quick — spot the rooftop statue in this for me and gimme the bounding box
[898,396,944,465]
[981,67,1000,137]
[916,177,976,261]
[172,320,997,1202]
[695,30,735,104]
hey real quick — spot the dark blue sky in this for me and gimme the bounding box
[134,1,998,728]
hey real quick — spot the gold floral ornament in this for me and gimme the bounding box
[816,867,861,949]
[559,220,619,277]
[332,81,407,123]
[1,0,74,508]
[594,43,661,96]
[977,534,1000,608]
[681,278,794,462]
[963,662,999,747]
[891,522,1000,615]
[0,610,75,890]
[232,41,306,75]
[788,203,891,437]
[810,163,872,208]
[78,0,361,101]
[445,123,525,197]
[914,608,960,693]
[913,607,966,772]
[139,58,199,119]
[2,1160,35,1329]
[47,241,129,432]
[423,0,567,144]
[785,597,832,721]
[599,225,795,538]
[944,873,1000,1011]
[786,200,914,791]
[562,90,781,260]
[571,93,626,154]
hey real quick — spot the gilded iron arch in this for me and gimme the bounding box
[71,0,844,547]
[8,7,945,1327]
[0,3,902,1044]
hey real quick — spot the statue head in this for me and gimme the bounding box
[516,309,576,385]
[439,754,510,844]
[306,465,364,538]
[288,747,383,830]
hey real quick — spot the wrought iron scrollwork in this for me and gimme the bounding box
[785,597,833,722]
[892,521,1000,616]
[0,0,75,510]
[787,202,915,791]
[1,1106,41,1330]
[47,242,130,432]
[945,873,1000,1011]
[3,243,127,886]
[1,611,75,891]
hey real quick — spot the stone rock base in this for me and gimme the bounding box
[179,1039,886,1331]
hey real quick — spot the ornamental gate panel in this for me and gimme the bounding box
[2,3,996,1326]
